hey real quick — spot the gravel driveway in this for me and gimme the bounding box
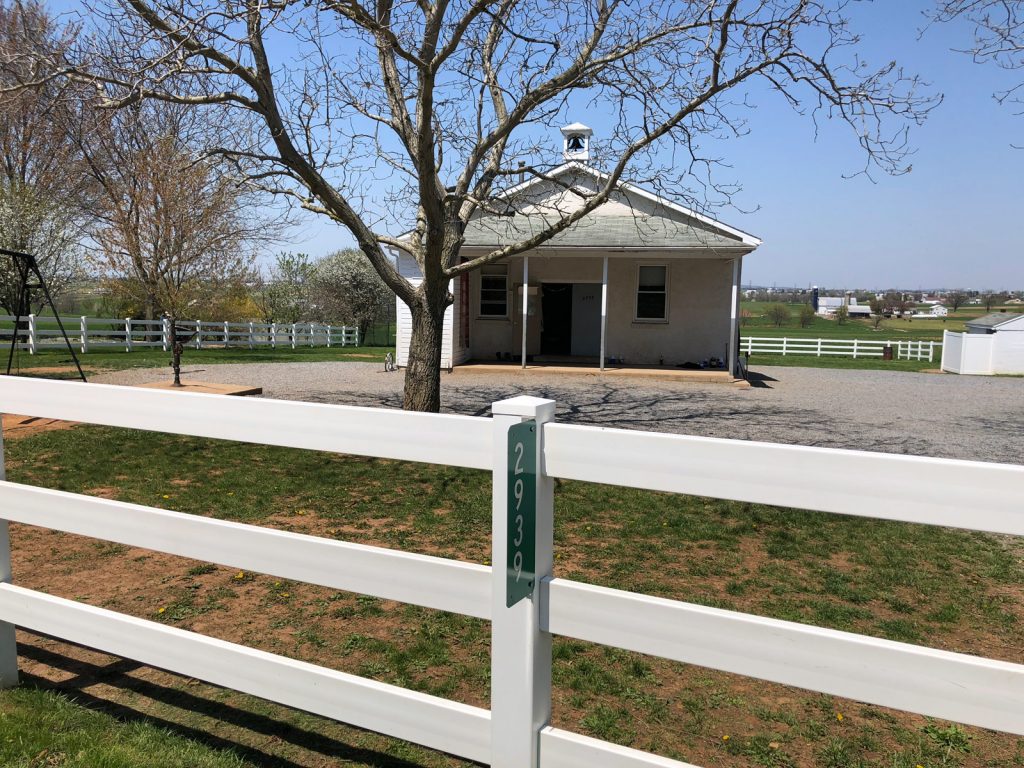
[93,363,1024,465]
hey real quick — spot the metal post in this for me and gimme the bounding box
[490,396,555,768]
[310,322,315,347]
[291,323,297,350]
[161,317,169,352]
[727,258,739,376]
[0,415,18,688]
[326,325,332,348]
[80,316,89,354]
[125,318,133,352]
[27,314,36,355]
[248,322,254,350]
[521,256,529,369]
[600,256,608,371]
[271,323,277,349]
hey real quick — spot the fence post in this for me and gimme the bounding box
[291,323,297,350]
[248,322,254,350]
[123,318,133,352]
[223,321,229,347]
[195,321,203,349]
[26,314,36,355]
[161,318,170,352]
[355,327,360,347]
[929,341,935,363]
[326,325,332,348]
[781,337,787,356]
[309,322,315,347]
[816,338,822,356]
[80,316,89,354]
[490,396,555,768]
[271,323,277,349]
[853,339,858,359]
[0,415,18,688]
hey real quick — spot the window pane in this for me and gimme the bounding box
[636,293,666,319]
[480,301,507,316]
[481,276,506,291]
[638,266,666,291]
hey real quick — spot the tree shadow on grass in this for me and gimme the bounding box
[16,633,439,768]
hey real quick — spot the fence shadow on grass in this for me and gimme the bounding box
[16,632,432,768]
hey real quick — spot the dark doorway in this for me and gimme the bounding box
[541,283,572,355]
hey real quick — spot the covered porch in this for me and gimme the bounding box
[460,251,745,377]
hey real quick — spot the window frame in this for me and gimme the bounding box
[634,263,669,323]
[477,263,510,320]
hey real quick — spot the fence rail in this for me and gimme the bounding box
[0,315,358,353]
[1,377,1022,768]
[741,335,940,361]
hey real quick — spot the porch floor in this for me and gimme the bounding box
[453,361,749,386]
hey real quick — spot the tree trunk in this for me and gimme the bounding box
[403,297,446,412]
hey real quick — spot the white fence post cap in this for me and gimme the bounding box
[492,396,555,420]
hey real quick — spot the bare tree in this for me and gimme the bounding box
[946,289,970,312]
[981,290,1006,311]
[0,1,86,315]
[931,0,1024,119]
[69,100,274,319]
[53,0,936,410]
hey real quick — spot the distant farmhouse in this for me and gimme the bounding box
[393,125,761,375]
[812,290,871,318]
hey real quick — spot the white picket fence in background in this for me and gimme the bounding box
[1,379,1022,768]
[741,336,940,362]
[0,315,359,353]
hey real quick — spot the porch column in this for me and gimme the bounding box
[521,256,529,369]
[727,257,741,377]
[600,256,608,371]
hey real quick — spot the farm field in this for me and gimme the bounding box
[739,301,1023,340]
[1,345,389,378]
[2,424,1022,768]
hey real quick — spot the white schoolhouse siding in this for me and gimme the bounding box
[394,252,456,369]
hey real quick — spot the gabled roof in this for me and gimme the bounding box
[461,213,751,250]
[965,313,1024,330]
[392,162,762,252]
[489,162,761,248]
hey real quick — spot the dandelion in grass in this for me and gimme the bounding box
[721,735,729,742]
[162,494,170,499]
[836,712,843,722]
[157,607,166,614]
[234,571,245,580]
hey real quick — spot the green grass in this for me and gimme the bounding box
[0,688,253,767]
[745,353,938,372]
[742,300,1023,342]
[3,344,390,377]
[3,426,1024,767]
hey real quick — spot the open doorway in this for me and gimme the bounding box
[541,283,601,358]
[541,283,572,354]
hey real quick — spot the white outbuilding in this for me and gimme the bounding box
[941,313,1024,375]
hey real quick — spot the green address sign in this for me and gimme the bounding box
[506,420,537,608]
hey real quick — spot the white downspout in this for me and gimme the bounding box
[521,256,529,369]
[600,256,608,371]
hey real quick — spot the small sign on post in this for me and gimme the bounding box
[506,420,537,607]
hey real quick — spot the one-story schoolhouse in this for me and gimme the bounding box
[393,125,761,376]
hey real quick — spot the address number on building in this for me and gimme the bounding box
[506,421,537,608]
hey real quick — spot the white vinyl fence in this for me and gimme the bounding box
[1,379,1022,768]
[0,315,359,353]
[741,336,940,361]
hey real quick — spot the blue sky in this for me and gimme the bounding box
[52,1,1023,290]
[286,2,1024,291]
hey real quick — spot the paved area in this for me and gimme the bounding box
[92,362,1024,464]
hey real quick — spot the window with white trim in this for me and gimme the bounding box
[635,265,668,320]
[479,263,509,317]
